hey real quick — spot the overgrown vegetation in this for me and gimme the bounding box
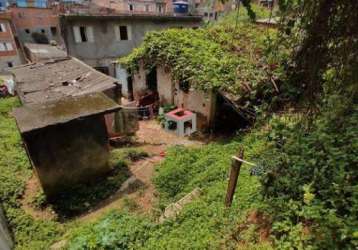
[119,6,276,103]
[0,97,62,250]
[0,98,150,248]
[66,130,272,249]
[1,1,356,249]
[254,0,358,248]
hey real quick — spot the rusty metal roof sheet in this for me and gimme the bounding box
[10,57,119,105]
[12,92,121,134]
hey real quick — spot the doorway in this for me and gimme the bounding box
[146,67,157,92]
[127,75,134,101]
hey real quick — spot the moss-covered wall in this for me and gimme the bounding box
[23,115,111,198]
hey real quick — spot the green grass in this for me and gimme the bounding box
[65,129,273,249]
[0,97,63,250]
[0,97,151,249]
[1,96,272,249]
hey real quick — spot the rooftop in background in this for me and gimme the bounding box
[59,1,202,20]
[12,92,121,133]
[11,57,120,104]
[60,12,203,21]
[24,43,67,62]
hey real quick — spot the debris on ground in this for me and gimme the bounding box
[159,188,202,223]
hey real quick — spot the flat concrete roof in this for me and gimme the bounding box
[13,92,121,134]
[24,43,68,62]
[11,57,119,104]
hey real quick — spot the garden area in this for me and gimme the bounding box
[0,1,357,249]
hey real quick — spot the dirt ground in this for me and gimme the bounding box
[21,120,203,223]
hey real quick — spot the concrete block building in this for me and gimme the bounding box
[9,5,63,45]
[0,11,22,71]
[60,13,202,77]
[11,57,124,197]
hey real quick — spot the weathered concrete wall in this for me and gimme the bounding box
[131,65,216,129]
[10,7,62,44]
[132,62,147,99]
[23,115,111,197]
[62,17,201,74]
[174,80,216,129]
[0,206,13,250]
[157,66,173,104]
[115,64,129,97]
[0,17,23,71]
[156,65,216,129]
[0,54,22,71]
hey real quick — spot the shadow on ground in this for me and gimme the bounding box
[46,153,148,221]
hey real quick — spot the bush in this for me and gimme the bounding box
[259,110,358,249]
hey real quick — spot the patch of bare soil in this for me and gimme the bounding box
[246,210,272,241]
[21,174,57,220]
[229,210,272,247]
[76,155,163,222]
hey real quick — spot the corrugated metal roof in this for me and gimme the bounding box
[12,92,121,133]
[11,57,119,104]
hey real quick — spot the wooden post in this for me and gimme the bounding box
[225,148,244,207]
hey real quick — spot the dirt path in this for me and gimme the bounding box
[77,120,203,222]
[21,174,56,220]
[76,155,163,222]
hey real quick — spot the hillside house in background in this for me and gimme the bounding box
[60,12,202,77]
[91,0,174,15]
[197,0,234,21]
[0,10,23,71]
[10,57,128,197]
[9,4,62,45]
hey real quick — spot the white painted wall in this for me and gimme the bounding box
[115,64,129,97]
[174,81,215,124]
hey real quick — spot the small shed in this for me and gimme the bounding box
[12,93,121,197]
[10,57,126,137]
[11,57,121,104]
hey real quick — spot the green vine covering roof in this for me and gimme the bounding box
[119,11,277,98]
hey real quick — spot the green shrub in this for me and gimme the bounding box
[259,110,358,249]
[67,211,156,250]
